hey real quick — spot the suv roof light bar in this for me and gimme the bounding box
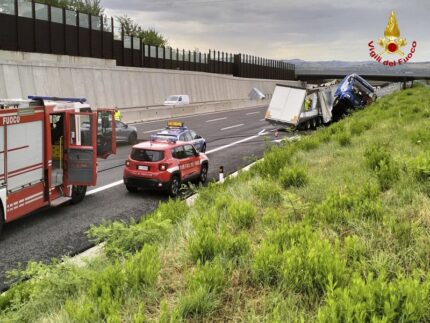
[150,135,177,143]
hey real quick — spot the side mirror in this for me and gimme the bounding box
[124,124,128,129]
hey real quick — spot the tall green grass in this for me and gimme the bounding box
[2,86,430,322]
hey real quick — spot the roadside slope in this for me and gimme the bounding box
[1,85,430,322]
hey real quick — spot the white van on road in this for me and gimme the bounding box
[163,95,190,106]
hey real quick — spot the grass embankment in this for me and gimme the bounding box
[1,86,430,322]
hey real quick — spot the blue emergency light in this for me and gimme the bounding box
[28,96,87,103]
[150,135,177,143]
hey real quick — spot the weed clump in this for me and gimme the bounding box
[189,228,218,264]
[279,165,309,188]
[254,145,295,178]
[253,224,347,295]
[177,259,227,318]
[410,127,430,146]
[317,272,430,322]
[365,144,392,171]
[313,184,383,225]
[88,199,188,256]
[336,132,352,146]
[365,144,399,190]
[409,153,430,182]
[297,136,320,151]
[252,243,283,286]
[228,200,257,229]
[65,245,160,322]
[252,179,283,207]
[350,120,371,136]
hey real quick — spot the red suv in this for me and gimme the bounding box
[123,140,209,196]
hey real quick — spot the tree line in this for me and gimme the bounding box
[35,0,167,46]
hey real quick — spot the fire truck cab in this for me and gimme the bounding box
[0,96,116,235]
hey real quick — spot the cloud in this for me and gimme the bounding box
[102,0,430,61]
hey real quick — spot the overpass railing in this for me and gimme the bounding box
[0,0,295,81]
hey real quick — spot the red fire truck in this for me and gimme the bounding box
[0,96,116,236]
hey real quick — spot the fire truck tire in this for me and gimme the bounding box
[128,132,138,145]
[168,176,180,197]
[71,185,87,204]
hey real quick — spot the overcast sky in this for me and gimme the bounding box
[102,0,429,62]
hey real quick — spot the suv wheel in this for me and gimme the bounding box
[200,164,208,184]
[71,185,87,204]
[168,176,180,197]
[201,144,206,153]
[126,184,138,193]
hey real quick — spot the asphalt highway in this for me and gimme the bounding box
[0,105,294,290]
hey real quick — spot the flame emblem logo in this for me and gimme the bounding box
[378,11,407,56]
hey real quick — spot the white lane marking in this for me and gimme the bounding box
[246,111,260,115]
[86,180,123,196]
[143,128,163,134]
[220,124,244,131]
[206,117,227,123]
[259,118,266,122]
[258,129,266,135]
[206,131,264,155]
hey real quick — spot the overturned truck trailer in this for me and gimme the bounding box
[264,84,335,130]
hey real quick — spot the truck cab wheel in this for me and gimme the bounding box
[311,118,317,129]
[71,185,87,204]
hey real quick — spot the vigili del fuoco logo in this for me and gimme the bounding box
[368,11,417,67]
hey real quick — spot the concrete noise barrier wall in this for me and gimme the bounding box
[0,50,302,119]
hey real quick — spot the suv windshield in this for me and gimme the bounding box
[166,96,178,101]
[131,148,164,162]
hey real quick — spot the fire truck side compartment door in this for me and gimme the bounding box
[97,110,116,159]
[64,112,97,186]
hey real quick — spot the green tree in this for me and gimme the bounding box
[70,0,103,16]
[35,0,104,16]
[116,15,168,47]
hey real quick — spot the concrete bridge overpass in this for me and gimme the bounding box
[296,68,430,83]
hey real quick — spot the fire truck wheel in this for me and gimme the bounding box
[168,176,180,197]
[71,185,87,204]
[128,132,138,145]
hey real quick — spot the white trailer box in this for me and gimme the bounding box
[265,84,335,128]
